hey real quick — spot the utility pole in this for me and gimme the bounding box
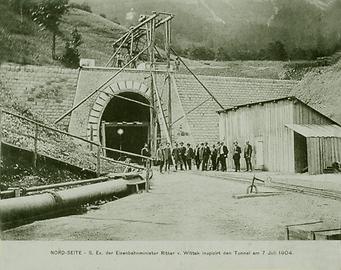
[148,14,157,156]
[165,20,172,144]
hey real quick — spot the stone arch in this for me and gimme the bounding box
[87,80,150,142]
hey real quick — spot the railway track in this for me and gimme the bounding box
[192,171,341,201]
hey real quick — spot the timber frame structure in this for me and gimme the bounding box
[55,11,224,157]
[55,11,175,156]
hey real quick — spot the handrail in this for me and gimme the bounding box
[1,109,151,173]
[1,109,99,146]
[2,109,152,160]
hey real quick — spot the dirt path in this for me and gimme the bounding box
[2,171,341,240]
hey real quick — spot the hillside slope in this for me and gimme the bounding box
[291,61,341,123]
[71,0,341,60]
[0,4,124,66]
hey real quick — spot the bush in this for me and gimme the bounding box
[188,46,215,60]
[61,28,82,68]
[216,47,231,61]
[266,41,288,61]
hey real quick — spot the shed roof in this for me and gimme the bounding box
[285,124,341,138]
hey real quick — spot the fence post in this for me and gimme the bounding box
[33,123,38,168]
[145,159,150,192]
[96,144,101,177]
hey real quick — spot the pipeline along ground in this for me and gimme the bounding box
[1,171,341,240]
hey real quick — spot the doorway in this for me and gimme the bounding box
[294,132,308,173]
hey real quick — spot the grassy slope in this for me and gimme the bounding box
[59,9,126,66]
[0,3,294,79]
[0,5,125,66]
[182,59,288,79]
[1,2,340,83]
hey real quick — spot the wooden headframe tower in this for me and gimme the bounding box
[55,11,175,156]
[105,11,175,155]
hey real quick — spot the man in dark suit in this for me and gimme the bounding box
[141,143,150,167]
[244,141,253,171]
[233,141,242,172]
[211,144,218,171]
[218,141,228,171]
[164,142,172,173]
[194,144,201,170]
[185,143,194,170]
[202,142,211,171]
[156,143,165,173]
[172,142,181,171]
[179,142,187,170]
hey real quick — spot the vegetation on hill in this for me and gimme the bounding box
[0,0,339,79]
[0,0,125,66]
[73,0,341,61]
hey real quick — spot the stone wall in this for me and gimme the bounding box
[0,63,79,129]
[68,66,192,146]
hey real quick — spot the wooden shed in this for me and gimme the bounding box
[218,96,341,174]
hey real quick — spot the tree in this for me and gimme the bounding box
[216,47,231,61]
[61,28,82,68]
[267,41,288,61]
[189,46,215,60]
[31,0,69,59]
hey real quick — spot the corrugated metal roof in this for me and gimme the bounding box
[285,124,341,137]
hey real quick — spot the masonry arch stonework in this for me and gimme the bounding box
[87,80,150,142]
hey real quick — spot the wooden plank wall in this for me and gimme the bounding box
[294,102,334,125]
[294,102,339,174]
[307,137,341,174]
[219,99,295,172]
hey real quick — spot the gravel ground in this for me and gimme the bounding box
[1,171,341,240]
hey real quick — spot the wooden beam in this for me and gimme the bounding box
[233,192,282,199]
[55,46,150,124]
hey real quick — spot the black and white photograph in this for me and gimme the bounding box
[0,0,340,269]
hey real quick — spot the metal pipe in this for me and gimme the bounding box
[1,173,143,198]
[25,176,109,192]
[0,179,132,226]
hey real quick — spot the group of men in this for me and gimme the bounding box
[154,140,253,173]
